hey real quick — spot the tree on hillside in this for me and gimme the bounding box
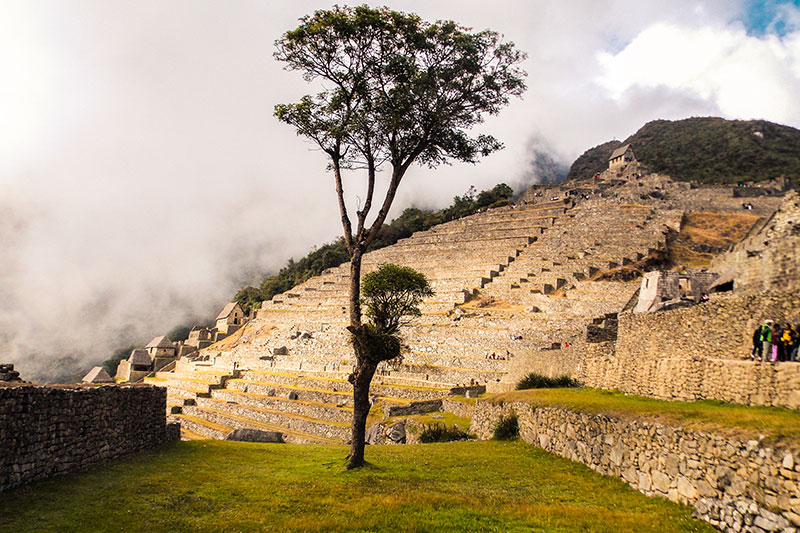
[274,5,526,468]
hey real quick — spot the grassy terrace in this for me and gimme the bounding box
[490,388,800,445]
[0,440,713,533]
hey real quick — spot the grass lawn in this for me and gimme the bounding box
[492,388,800,445]
[0,440,713,533]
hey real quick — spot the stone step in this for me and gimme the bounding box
[183,405,341,444]
[188,399,350,443]
[368,242,530,257]
[237,370,451,401]
[145,376,216,396]
[171,413,232,439]
[418,223,550,237]
[166,387,200,402]
[399,228,543,244]
[227,378,353,406]
[177,423,209,441]
[390,362,504,385]
[211,388,353,424]
[402,352,511,371]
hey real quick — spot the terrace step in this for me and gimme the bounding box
[170,413,232,440]
[184,402,346,444]
[211,388,353,424]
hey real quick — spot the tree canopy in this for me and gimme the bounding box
[275,5,526,255]
[361,263,433,335]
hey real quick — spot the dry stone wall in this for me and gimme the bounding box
[0,384,177,492]
[712,191,800,294]
[579,290,800,408]
[471,400,800,533]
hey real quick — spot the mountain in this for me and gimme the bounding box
[566,117,800,183]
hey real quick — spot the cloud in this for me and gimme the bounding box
[1,1,799,381]
[595,20,800,125]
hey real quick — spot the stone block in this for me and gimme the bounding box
[225,429,284,443]
[677,476,698,500]
[638,471,652,491]
[652,470,671,493]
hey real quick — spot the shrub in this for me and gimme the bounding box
[418,423,471,443]
[492,414,519,440]
[516,373,580,390]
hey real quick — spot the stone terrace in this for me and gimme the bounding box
[481,199,681,313]
[153,201,578,441]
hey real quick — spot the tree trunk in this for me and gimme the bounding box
[347,356,377,469]
[346,248,372,469]
[348,250,362,329]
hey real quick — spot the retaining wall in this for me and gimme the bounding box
[579,290,800,409]
[471,400,800,533]
[0,384,177,492]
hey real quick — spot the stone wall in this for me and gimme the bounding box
[712,191,800,295]
[441,397,476,420]
[471,400,800,533]
[579,290,800,409]
[0,384,178,492]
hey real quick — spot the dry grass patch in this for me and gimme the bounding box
[457,293,526,312]
[669,211,760,268]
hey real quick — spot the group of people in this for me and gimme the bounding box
[751,320,799,362]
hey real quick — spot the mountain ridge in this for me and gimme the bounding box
[566,117,800,184]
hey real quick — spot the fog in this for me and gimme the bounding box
[1,0,799,381]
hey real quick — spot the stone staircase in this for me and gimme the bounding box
[481,201,681,309]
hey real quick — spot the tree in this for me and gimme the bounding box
[349,263,433,420]
[360,263,433,335]
[274,5,526,468]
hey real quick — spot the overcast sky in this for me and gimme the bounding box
[2,0,799,380]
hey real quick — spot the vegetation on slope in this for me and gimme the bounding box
[566,139,623,182]
[668,212,761,268]
[567,117,800,183]
[0,440,712,533]
[234,183,514,311]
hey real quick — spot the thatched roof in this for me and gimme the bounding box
[82,366,114,384]
[609,144,632,160]
[128,349,152,366]
[216,302,242,320]
[146,335,173,349]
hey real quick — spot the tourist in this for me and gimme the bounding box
[771,322,781,362]
[792,325,800,362]
[751,325,762,360]
[760,320,773,362]
[780,324,794,362]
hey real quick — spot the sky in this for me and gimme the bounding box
[1,0,799,381]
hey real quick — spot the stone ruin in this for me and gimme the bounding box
[0,363,22,383]
[113,302,255,383]
[141,175,792,445]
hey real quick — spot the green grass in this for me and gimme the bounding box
[516,372,580,390]
[492,388,800,445]
[397,410,472,429]
[0,440,713,533]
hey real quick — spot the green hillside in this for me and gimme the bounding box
[567,117,800,183]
